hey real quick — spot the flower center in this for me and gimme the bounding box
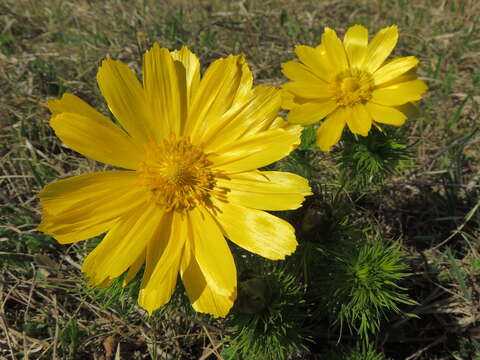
[137,135,218,212]
[331,68,374,107]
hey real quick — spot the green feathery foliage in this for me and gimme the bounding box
[86,268,143,314]
[222,263,310,360]
[338,127,412,191]
[299,124,318,151]
[326,342,390,360]
[321,235,417,341]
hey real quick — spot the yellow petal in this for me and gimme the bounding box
[38,210,114,245]
[345,104,372,136]
[316,108,347,151]
[287,101,338,125]
[281,90,298,110]
[322,27,349,72]
[363,25,398,73]
[82,203,163,286]
[371,79,428,106]
[271,117,299,130]
[138,212,184,314]
[48,93,117,124]
[283,98,313,111]
[209,125,301,174]
[343,24,368,68]
[123,249,145,286]
[237,88,283,137]
[96,58,151,145]
[190,207,236,297]
[96,278,114,289]
[170,46,201,105]
[37,171,147,243]
[294,45,332,82]
[139,211,174,287]
[373,56,419,86]
[217,171,312,211]
[143,43,184,137]
[38,171,138,214]
[186,55,253,141]
[366,102,407,126]
[378,67,418,88]
[282,81,331,99]
[140,259,179,315]
[180,241,235,317]
[212,198,297,260]
[50,112,143,169]
[396,101,420,118]
[202,85,281,152]
[281,60,325,83]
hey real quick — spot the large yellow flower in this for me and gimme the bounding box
[37,44,311,317]
[281,25,428,151]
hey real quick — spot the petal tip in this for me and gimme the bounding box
[350,24,368,31]
[385,24,399,34]
[316,139,333,152]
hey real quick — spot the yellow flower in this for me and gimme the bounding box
[37,44,312,317]
[281,25,428,151]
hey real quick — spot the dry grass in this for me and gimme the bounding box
[1,0,480,359]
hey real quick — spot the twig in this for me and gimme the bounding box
[23,263,37,325]
[0,314,17,360]
[52,295,59,360]
[404,129,480,181]
[61,254,82,270]
[0,252,34,257]
[405,334,447,360]
[199,325,223,360]
[429,197,480,251]
[22,330,29,360]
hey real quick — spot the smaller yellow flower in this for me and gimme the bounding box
[281,25,428,151]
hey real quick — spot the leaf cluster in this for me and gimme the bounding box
[326,342,390,360]
[223,263,311,360]
[321,236,417,341]
[338,127,412,191]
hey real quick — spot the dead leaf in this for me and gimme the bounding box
[103,336,117,359]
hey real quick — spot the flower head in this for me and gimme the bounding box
[281,25,428,151]
[37,43,311,317]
